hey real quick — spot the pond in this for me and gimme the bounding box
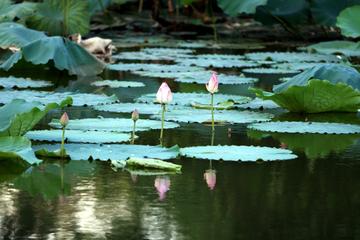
[1,35,360,239]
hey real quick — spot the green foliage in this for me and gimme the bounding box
[126,157,182,171]
[307,41,360,57]
[336,5,360,38]
[217,0,268,15]
[0,136,41,164]
[0,1,37,23]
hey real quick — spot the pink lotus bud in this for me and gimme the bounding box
[154,176,171,200]
[206,72,219,94]
[204,169,216,190]
[156,82,173,104]
[131,109,139,121]
[59,112,69,127]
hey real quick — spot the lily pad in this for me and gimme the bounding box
[48,118,180,132]
[107,63,204,73]
[0,76,52,89]
[244,52,340,63]
[137,92,251,106]
[242,67,300,74]
[174,72,258,84]
[26,130,131,143]
[142,47,194,55]
[0,90,117,106]
[93,103,161,115]
[0,136,40,164]
[151,108,273,124]
[34,144,180,161]
[176,58,259,68]
[180,145,297,161]
[91,80,145,88]
[273,62,327,71]
[248,121,360,134]
[307,41,360,57]
[238,98,280,110]
[113,51,174,61]
[191,101,235,110]
[126,157,182,171]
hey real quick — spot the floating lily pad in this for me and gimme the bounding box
[0,90,118,106]
[244,52,340,63]
[108,63,204,73]
[151,108,273,124]
[112,52,173,61]
[26,130,131,143]
[306,41,360,57]
[174,72,258,84]
[91,80,145,88]
[191,101,235,110]
[0,76,52,89]
[248,121,360,134]
[126,157,182,171]
[242,67,300,74]
[34,144,180,161]
[180,145,297,161]
[176,58,259,68]
[137,92,251,106]
[48,118,179,132]
[93,103,161,115]
[273,62,327,71]
[238,98,280,109]
[142,47,194,55]
[0,136,40,164]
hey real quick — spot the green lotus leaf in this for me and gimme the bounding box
[242,67,300,74]
[34,144,180,161]
[0,76,52,89]
[306,41,360,57]
[244,51,340,63]
[26,130,131,143]
[0,136,41,164]
[191,101,235,110]
[48,118,180,132]
[91,80,145,88]
[124,168,179,176]
[113,51,175,61]
[217,0,267,15]
[0,90,117,106]
[94,103,161,114]
[336,5,360,38]
[252,79,360,113]
[0,51,22,70]
[0,97,72,136]
[0,1,37,23]
[248,121,360,134]
[126,157,182,171]
[273,62,327,71]
[176,58,259,68]
[108,63,204,73]
[238,98,280,110]
[137,92,250,106]
[180,145,297,161]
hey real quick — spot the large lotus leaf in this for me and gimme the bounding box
[0,51,22,71]
[217,0,267,15]
[0,22,46,48]
[180,145,297,161]
[0,2,37,23]
[27,0,90,36]
[26,130,131,143]
[242,67,300,74]
[0,76,52,89]
[252,79,360,113]
[0,90,117,106]
[108,63,204,73]
[306,41,360,57]
[126,157,182,171]
[91,80,145,88]
[0,137,40,164]
[48,118,179,132]
[34,144,180,161]
[248,121,360,134]
[150,108,273,124]
[94,103,161,114]
[0,98,72,136]
[137,93,250,106]
[273,64,360,93]
[336,5,360,38]
[311,0,360,26]
[20,37,105,76]
[244,52,340,63]
[247,130,360,159]
[176,58,259,68]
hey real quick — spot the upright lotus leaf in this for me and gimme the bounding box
[0,137,41,164]
[34,144,180,161]
[306,41,360,57]
[336,5,360,38]
[20,37,105,76]
[0,97,72,136]
[27,0,90,36]
[0,1,36,23]
[252,79,360,113]
[180,145,297,161]
[217,0,268,15]
[0,22,46,48]
[0,51,22,71]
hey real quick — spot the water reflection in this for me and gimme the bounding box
[154,176,171,201]
[204,169,216,190]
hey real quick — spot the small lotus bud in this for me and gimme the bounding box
[156,82,173,104]
[59,112,69,127]
[206,71,219,94]
[131,109,139,122]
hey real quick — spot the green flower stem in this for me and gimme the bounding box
[131,120,137,144]
[160,104,166,146]
[211,93,215,131]
[61,127,65,158]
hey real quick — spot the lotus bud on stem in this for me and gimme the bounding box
[156,82,173,146]
[206,71,219,134]
[131,109,139,144]
[59,112,69,157]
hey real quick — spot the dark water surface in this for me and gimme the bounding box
[1,39,360,240]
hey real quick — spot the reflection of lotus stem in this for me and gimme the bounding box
[131,120,136,144]
[61,127,65,158]
[211,93,215,131]
[60,161,64,192]
[211,128,215,146]
[160,104,166,146]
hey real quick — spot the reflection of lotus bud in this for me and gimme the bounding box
[131,109,139,122]
[204,169,216,190]
[59,112,69,127]
[156,82,173,104]
[154,176,171,200]
[206,72,219,94]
